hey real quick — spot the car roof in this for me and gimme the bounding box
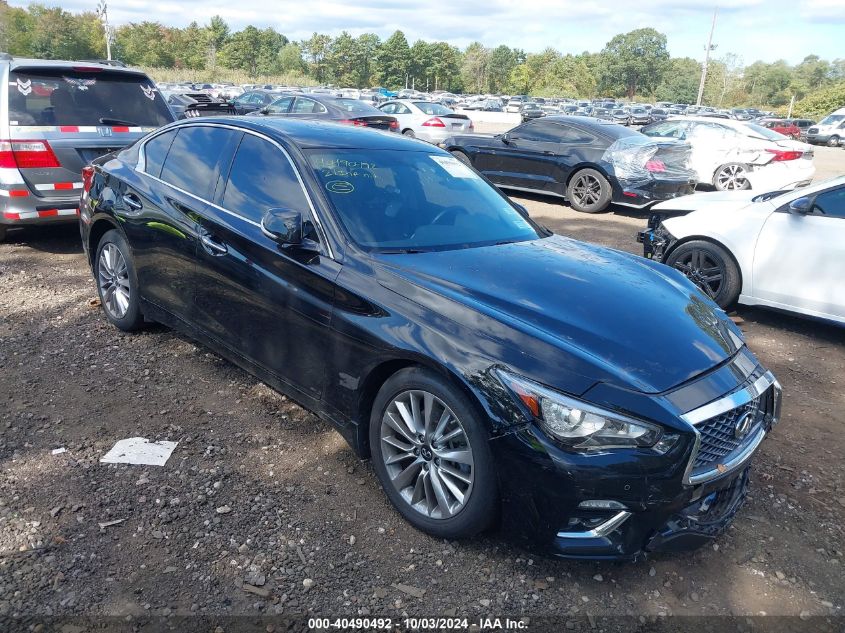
[3,57,147,75]
[540,115,638,138]
[185,117,440,151]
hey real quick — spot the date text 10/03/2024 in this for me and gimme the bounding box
[308,617,530,630]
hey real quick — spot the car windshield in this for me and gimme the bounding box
[413,102,453,116]
[306,149,541,251]
[8,69,173,127]
[334,98,380,114]
[819,114,845,125]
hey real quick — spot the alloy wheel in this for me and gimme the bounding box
[672,248,725,299]
[716,164,749,190]
[379,389,474,520]
[570,173,602,208]
[98,243,131,319]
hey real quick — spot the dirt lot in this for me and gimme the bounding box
[0,147,843,630]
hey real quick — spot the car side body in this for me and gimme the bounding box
[638,177,845,324]
[79,118,781,559]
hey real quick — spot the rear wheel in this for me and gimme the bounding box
[713,163,751,191]
[369,367,498,539]
[566,168,612,213]
[402,129,416,138]
[665,240,741,308]
[95,229,145,331]
[828,135,840,147]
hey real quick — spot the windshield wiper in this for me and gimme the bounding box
[99,117,139,126]
[379,248,424,254]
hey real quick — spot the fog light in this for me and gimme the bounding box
[578,500,627,510]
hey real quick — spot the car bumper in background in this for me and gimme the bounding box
[1,194,80,226]
[746,159,815,191]
[612,178,697,209]
[416,127,471,144]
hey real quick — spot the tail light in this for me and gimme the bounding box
[389,119,399,130]
[645,159,666,173]
[338,119,368,127]
[766,149,802,161]
[469,122,475,131]
[82,165,95,193]
[422,117,446,128]
[0,140,61,169]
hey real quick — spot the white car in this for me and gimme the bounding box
[640,117,815,192]
[377,99,473,143]
[637,177,845,324]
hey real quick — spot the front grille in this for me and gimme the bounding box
[694,397,761,467]
[808,127,818,134]
[693,385,776,469]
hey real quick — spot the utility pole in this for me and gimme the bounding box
[695,7,718,106]
[96,1,112,60]
[787,95,795,118]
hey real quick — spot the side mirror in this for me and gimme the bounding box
[501,133,511,145]
[787,196,811,215]
[261,209,302,244]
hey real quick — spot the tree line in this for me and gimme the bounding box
[2,2,844,113]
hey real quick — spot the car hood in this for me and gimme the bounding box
[374,235,742,394]
[652,190,760,212]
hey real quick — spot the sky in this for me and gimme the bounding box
[12,0,845,65]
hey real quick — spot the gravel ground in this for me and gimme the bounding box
[0,147,843,630]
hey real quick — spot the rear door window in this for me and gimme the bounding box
[222,134,310,223]
[143,129,178,178]
[8,69,173,127]
[160,126,236,200]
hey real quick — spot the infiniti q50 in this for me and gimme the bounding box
[79,118,781,559]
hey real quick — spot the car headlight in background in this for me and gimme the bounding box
[496,370,667,450]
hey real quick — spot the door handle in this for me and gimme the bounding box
[122,193,143,211]
[200,233,228,256]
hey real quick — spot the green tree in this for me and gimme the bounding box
[409,39,435,91]
[460,42,490,93]
[598,28,670,98]
[488,45,518,93]
[327,31,360,86]
[114,22,177,67]
[220,27,287,77]
[302,32,332,83]
[279,43,306,75]
[375,30,411,89]
[176,22,208,70]
[655,57,701,103]
[508,64,531,94]
[355,33,381,87]
[204,15,229,69]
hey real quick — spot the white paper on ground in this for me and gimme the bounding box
[51,447,67,455]
[100,437,178,466]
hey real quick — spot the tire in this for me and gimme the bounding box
[94,229,145,331]
[566,168,612,213]
[369,366,498,539]
[449,150,473,167]
[713,163,751,191]
[827,135,840,147]
[402,129,416,138]
[665,240,741,308]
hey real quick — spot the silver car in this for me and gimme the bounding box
[1,56,174,241]
[378,99,473,143]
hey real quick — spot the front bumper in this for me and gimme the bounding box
[637,224,676,260]
[491,377,781,560]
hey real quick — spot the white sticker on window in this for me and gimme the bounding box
[16,78,32,96]
[429,154,478,179]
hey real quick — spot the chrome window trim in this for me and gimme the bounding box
[680,371,777,426]
[556,511,632,540]
[137,121,334,259]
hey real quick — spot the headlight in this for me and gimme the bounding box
[496,370,663,450]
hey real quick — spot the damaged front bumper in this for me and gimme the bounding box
[637,221,676,261]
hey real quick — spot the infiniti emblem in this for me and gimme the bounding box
[734,411,754,439]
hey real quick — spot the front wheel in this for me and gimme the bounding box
[95,229,145,331]
[827,135,840,147]
[566,168,612,213]
[665,240,741,308]
[369,367,498,539]
[713,163,751,191]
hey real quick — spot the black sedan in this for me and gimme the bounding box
[79,118,780,559]
[247,94,399,132]
[440,116,697,213]
[520,103,545,122]
[229,89,284,115]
